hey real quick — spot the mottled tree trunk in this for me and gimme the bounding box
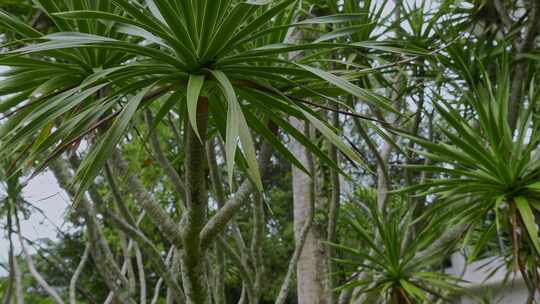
[179,97,209,304]
[206,140,227,304]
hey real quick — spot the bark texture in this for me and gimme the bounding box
[289,117,328,304]
[179,97,210,304]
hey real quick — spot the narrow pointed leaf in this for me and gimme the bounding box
[296,64,396,113]
[515,196,540,256]
[301,109,369,172]
[74,85,154,205]
[187,75,205,141]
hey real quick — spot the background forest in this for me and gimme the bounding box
[0,0,540,303]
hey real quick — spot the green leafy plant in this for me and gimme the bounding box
[0,0,389,200]
[331,197,463,303]
[400,64,540,290]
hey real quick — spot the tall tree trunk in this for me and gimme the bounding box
[326,107,340,304]
[179,97,209,304]
[251,193,265,304]
[13,246,23,304]
[507,1,540,131]
[289,117,328,304]
[2,204,15,304]
[206,139,227,304]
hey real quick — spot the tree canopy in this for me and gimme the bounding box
[1,0,540,303]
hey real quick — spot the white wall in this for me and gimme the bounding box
[448,253,534,304]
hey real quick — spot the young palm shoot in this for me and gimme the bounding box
[330,197,463,304]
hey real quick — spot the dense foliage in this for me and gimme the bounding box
[0,0,539,303]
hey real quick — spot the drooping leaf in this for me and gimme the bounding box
[186,74,205,141]
[74,84,155,205]
[515,196,540,256]
[211,70,262,190]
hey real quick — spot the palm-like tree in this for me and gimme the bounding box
[0,1,394,303]
[0,0,393,196]
[401,67,540,293]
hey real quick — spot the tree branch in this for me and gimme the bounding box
[112,151,184,248]
[199,141,273,249]
[145,109,187,207]
[508,1,540,130]
[16,213,65,304]
[49,158,136,304]
[69,243,90,304]
[493,0,514,30]
[104,210,185,301]
[218,237,256,300]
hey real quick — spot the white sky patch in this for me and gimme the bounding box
[0,171,69,275]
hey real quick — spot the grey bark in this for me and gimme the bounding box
[13,248,23,304]
[105,212,145,304]
[70,243,90,304]
[508,1,540,131]
[275,182,315,304]
[286,22,330,303]
[289,117,328,304]
[16,215,65,304]
[218,237,256,302]
[166,250,182,304]
[326,107,340,304]
[3,207,15,304]
[150,248,175,304]
[199,140,273,249]
[135,243,147,304]
[120,235,137,294]
[105,162,148,303]
[251,193,265,303]
[111,151,184,248]
[104,210,185,301]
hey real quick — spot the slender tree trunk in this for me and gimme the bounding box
[120,235,137,294]
[326,104,341,304]
[135,243,147,304]
[251,193,265,303]
[206,139,227,304]
[167,250,183,304]
[104,210,185,301]
[3,205,15,304]
[16,214,65,304]
[179,97,209,304]
[150,248,174,304]
[12,245,23,304]
[70,243,90,304]
[289,117,328,304]
[507,1,540,131]
[275,190,315,304]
